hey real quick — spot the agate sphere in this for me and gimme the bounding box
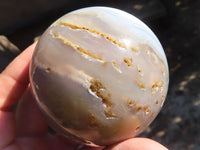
[30,7,169,146]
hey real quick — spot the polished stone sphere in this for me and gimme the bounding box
[30,6,169,146]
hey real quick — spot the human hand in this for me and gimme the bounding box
[0,43,168,150]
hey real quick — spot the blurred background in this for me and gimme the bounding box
[0,0,199,149]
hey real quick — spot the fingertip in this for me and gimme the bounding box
[0,42,37,110]
[104,138,168,150]
[16,87,48,137]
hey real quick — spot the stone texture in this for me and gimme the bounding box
[30,7,169,146]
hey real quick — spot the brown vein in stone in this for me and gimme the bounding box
[90,79,112,107]
[131,46,139,53]
[152,81,164,89]
[111,60,121,73]
[124,57,133,67]
[134,78,146,89]
[89,79,118,118]
[126,98,136,108]
[88,113,99,127]
[137,64,143,76]
[151,53,158,63]
[57,22,127,49]
[151,81,164,95]
[104,108,117,117]
[159,63,166,76]
[144,106,151,115]
[52,31,103,62]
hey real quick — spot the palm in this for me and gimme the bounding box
[12,88,85,150]
[0,43,167,150]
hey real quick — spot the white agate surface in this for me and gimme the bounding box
[30,7,169,146]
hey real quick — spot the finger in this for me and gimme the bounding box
[104,138,168,150]
[16,87,48,137]
[0,42,36,110]
[0,111,15,149]
[80,145,104,150]
[0,43,36,149]
[46,134,83,150]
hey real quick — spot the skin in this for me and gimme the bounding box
[0,43,168,150]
